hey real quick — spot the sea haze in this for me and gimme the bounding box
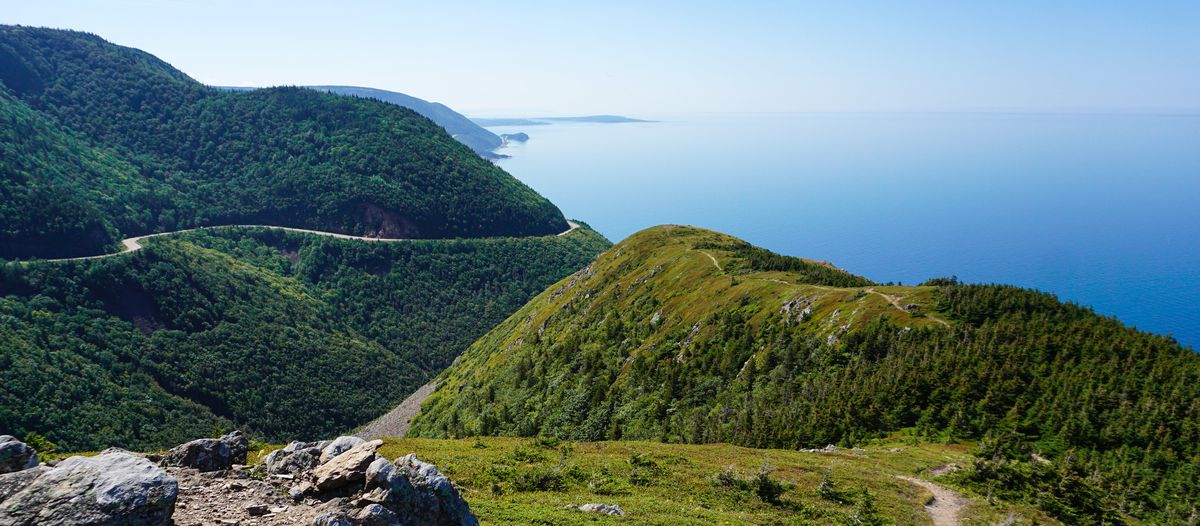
[489,112,1200,349]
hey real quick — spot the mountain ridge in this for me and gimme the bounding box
[0,25,566,259]
[410,224,1200,524]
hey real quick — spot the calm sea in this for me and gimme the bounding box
[488,113,1200,349]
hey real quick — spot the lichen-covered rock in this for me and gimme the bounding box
[263,441,321,475]
[355,503,399,526]
[319,436,365,464]
[0,436,38,474]
[160,430,247,472]
[568,502,626,516]
[393,454,478,526]
[0,448,177,526]
[0,466,48,502]
[311,439,382,491]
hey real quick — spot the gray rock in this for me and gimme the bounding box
[0,448,178,526]
[245,502,269,516]
[161,430,248,472]
[0,436,38,474]
[393,454,478,526]
[319,436,365,464]
[355,503,398,526]
[0,466,48,502]
[311,440,382,491]
[263,442,320,475]
[312,511,352,526]
[568,502,626,516]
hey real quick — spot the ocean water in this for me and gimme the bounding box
[488,113,1200,349]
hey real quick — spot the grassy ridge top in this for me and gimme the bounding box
[411,224,1200,523]
[0,26,566,259]
[331,436,1055,525]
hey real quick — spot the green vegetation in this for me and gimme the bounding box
[0,26,566,259]
[0,226,608,451]
[410,225,1200,524]
[243,436,1051,525]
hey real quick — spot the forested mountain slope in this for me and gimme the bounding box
[0,26,566,259]
[0,226,609,451]
[410,225,1200,524]
[307,86,504,158]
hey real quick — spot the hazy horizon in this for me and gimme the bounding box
[4,0,1198,116]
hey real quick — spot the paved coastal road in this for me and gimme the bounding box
[20,220,581,264]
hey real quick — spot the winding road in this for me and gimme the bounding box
[19,221,581,264]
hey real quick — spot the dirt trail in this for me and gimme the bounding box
[698,250,723,271]
[20,221,582,264]
[867,287,951,327]
[897,476,970,526]
[355,381,439,440]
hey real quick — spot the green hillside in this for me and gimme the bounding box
[0,226,609,451]
[0,25,566,259]
[410,225,1200,524]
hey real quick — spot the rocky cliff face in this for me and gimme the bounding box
[0,433,477,526]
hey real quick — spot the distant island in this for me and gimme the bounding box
[499,132,529,143]
[473,115,653,126]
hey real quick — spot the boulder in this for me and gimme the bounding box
[311,439,382,491]
[312,511,352,526]
[0,466,48,502]
[0,448,178,526]
[263,441,321,475]
[360,456,416,506]
[0,436,38,474]
[161,430,248,472]
[393,454,478,526]
[319,436,365,464]
[355,503,399,526]
[568,502,626,516]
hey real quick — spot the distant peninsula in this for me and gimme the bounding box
[473,115,653,126]
[218,85,508,159]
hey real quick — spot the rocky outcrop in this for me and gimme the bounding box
[0,432,477,526]
[267,436,478,526]
[319,436,365,464]
[0,436,38,474]
[160,430,248,472]
[262,440,322,475]
[0,448,178,526]
[311,439,382,491]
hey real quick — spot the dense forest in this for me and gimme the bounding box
[0,25,566,258]
[0,226,609,451]
[409,225,1200,524]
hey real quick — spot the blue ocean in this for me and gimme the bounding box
[488,113,1200,349]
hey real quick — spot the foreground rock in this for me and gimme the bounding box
[0,436,38,474]
[160,430,248,472]
[171,434,477,526]
[284,437,478,526]
[0,448,178,526]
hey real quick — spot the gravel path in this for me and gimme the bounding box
[355,381,439,440]
[897,476,971,526]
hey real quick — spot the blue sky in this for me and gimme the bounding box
[4,1,1198,115]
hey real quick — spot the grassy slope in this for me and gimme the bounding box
[244,436,1059,525]
[410,225,1198,523]
[411,225,948,440]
